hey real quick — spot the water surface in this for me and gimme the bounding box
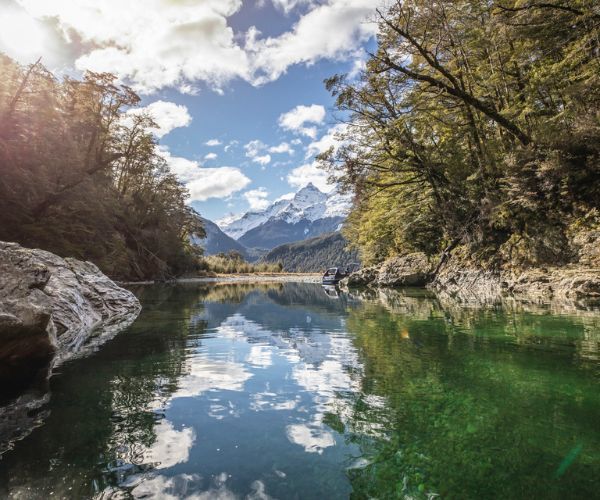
[0,283,598,498]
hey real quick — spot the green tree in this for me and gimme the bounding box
[320,0,600,267]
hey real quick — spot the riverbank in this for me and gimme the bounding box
[119,273,322,286]
[341,251,600,301]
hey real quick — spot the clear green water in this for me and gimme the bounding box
[0,283,599,499]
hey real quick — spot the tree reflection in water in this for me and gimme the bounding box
[0,283,597,499]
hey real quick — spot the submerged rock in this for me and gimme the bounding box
[0,241,141,382]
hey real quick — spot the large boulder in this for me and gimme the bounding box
[0,241,141,384]
[341,266,380,288]
[376,253,434,287]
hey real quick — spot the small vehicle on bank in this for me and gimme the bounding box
[321,263,360,285]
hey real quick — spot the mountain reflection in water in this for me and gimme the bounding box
[0,282,598,499]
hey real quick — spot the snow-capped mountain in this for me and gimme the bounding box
[218,183,352,249]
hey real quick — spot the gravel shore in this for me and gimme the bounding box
[121,274,322,285]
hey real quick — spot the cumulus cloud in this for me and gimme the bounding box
[125,100,192,138]
[268,142,295,155]
[186,168,251,202]
[142,420,196,469]
[244,140,272,165]
[244,139,266,157]
[205,139,222,147]
[244,187,270,211]
[247,0,377,85]
[286,423,335,454]
[4,0,377,93]
[287,162,332,193]
[305,123,347,159]
[158,147,250,202]
[278,104,326,138]
[204,152,218,161]
[173,357,252,399]
[254,154,272,166]
[9,0,248,93]
[271,0,316,14]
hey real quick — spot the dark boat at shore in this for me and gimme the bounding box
[322,263,360,285]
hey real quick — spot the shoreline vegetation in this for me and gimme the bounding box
[319,1,599,290]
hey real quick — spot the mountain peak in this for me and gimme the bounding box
[298,182,321,193]
[219,184,351,241]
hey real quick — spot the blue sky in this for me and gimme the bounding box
[0,0,379,222]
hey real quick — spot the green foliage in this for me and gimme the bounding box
[201,250,283,274]
[321,0,600,268]
[0,55,204,280]
[261,232,360,272]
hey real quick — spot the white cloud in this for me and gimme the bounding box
[205,139,222,147]
[305,123,347,159]
[287,162,333,193]
[142,420,195,469]
[204,152,218,161]
[278,104,325,138]
[254,154,271,166]
[125,100,191,138]
[268,142,295,155]
[244,140,266,158]
[3,0,378,93]
[158,147,250,202]
[247,0,377,84]
[186,168,251,202]
[271,0,315,14]
[244,140,271,165]
[244,187,270,211]
[246,345,273,368]
[286,423,335,454]
[173,358,252,399]
[224,140,239,152]
[11,0,250,93]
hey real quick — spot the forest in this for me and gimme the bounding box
[0,55,203,280]
[321,0,599,268]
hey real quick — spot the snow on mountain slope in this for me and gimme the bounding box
[219,183,352,240]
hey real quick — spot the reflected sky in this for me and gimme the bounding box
[1,283,599,499]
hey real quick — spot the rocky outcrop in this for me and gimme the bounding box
[341,249,600,300]
[342,266,380,287]
[340,253,434,289]
[376,253,434,287]
[0,241,141,383]
[433,260,600,302]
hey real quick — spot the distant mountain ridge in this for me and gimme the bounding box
[260,232,360,272]
[191,217,251,259]
[218,183,352,249]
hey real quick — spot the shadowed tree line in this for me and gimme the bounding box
[0,55,204,280]
[321,0,600,267]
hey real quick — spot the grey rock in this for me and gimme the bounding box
[0,241,141,372]
[376,253,434,287]
[340,266,379,288]
[432,259,600,301]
